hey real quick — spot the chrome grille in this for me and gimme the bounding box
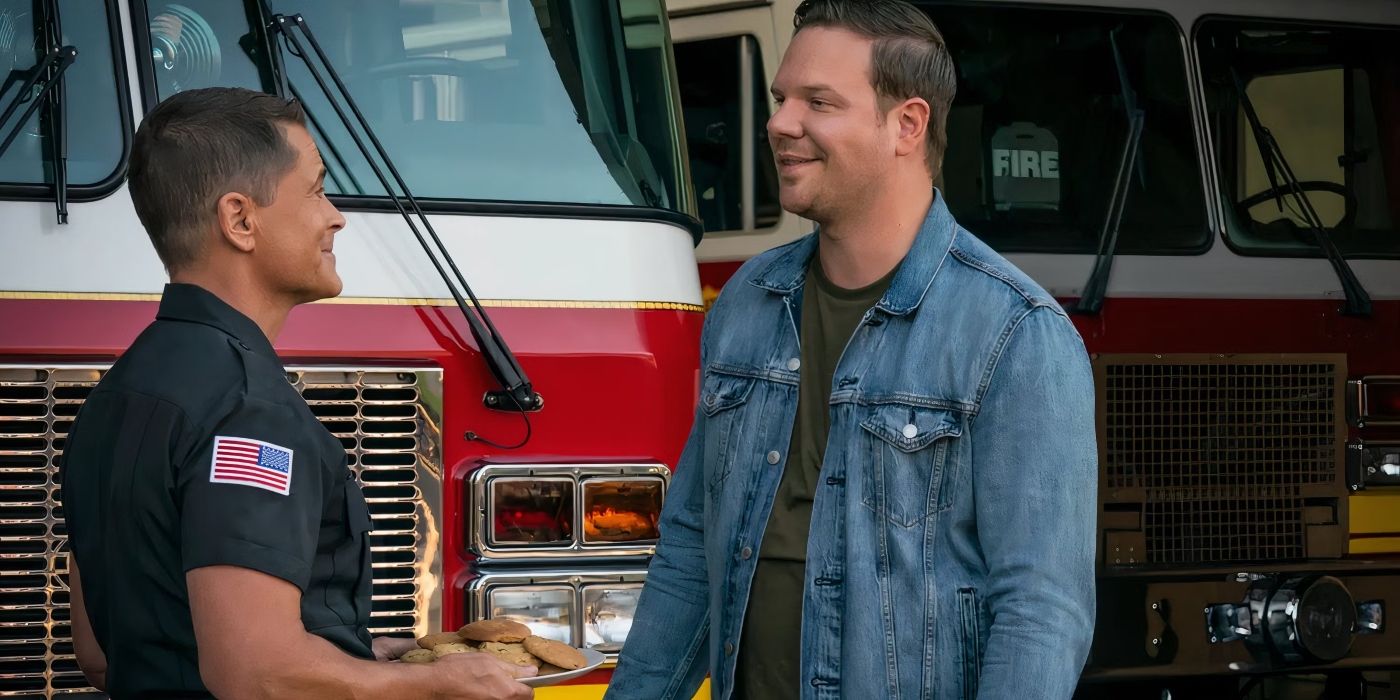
[1097,355,1346,566]
[0,368,96,698]
[0,365,442,698]
[289,369,443,637]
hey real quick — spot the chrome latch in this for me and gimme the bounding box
[1205,602,1253,643]
[1356,600,1384,634]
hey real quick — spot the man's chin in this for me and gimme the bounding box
[322,276,344,301]
[779,190,815,218]
[297,276,343,304]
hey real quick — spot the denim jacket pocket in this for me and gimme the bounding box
[700,370,755,491]
[958,587,984,700]
[859,403,964,527]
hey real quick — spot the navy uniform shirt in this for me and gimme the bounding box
[62,283,374,698]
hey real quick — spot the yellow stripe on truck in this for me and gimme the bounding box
[1350,537,1400,555]
[536,679,711,699]
[1351,491,1400,534]
[1350,491,1400,554]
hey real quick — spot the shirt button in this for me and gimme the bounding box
[741,546,753,560]
[767,450,781,465]
[902,423,918,439]
[724,641,735,656]
[705,394,716,407]
[787,357,801,371]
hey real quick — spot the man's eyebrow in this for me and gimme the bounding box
[773,83,840,97]
[313,165,327,188]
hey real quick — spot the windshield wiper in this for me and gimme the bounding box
[1072,27,1143,315]
[236,32,362,195]
[257,6,541,448]
[0,0,75,224]
[1230,67,1371,317]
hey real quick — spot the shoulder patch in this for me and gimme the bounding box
[210,436,294,495]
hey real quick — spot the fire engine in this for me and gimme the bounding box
[668,0,1400,696]
[0,0,706,697]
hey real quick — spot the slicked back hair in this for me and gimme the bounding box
[128,87,307,272]
[794,0,957,176]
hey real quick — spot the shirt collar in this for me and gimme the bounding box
[749,189,958,316]
[155,283,278,358]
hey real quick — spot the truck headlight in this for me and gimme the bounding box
[583,583,642,652]
[487,585,574,643]
[469,571,646,655]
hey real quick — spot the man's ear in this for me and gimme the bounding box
[893,97,931,159]
[216,192,256,253]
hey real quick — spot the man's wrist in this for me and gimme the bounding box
[412,663,450,700]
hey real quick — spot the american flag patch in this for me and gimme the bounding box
[209,436,294,495]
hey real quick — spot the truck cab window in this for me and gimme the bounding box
[140,0,689,212]
[0,0,126,192]
[929,4,1208,254]
[1198,20,1400,257]
[673,35,779,234]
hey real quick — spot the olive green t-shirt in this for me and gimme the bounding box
[735,256,897,699]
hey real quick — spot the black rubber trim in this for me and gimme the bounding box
[328,195,706,247]
[130,0,160,113]
[0,0,133,203]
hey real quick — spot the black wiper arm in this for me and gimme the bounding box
[237,30,362,195]
[0,47,72,153]
[40,0,68,224]
[1071,109,1143,315]
[0,43,76,223]
[1230,68,1371,317]
[1072,27,1143,315]
[262,11,543,438]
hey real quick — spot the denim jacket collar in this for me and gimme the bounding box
[748,190,958,316]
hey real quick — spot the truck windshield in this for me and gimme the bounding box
[139,0,690,212]
[1197,19,1400,258]
[926,3,1208,255]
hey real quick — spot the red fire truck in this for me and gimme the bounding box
[0,0,705,697]
[668,0,1400,696]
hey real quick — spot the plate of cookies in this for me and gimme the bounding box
[402,618,606,687]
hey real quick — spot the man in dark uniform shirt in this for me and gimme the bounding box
[61,88,534,699]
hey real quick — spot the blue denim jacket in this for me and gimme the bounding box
[607,195,1097,700]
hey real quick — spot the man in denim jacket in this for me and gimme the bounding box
[607,1,1096,698]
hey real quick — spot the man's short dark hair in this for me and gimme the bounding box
[128,87,307,272]
[794,0,957,176]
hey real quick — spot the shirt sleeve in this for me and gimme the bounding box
[177,395,326,590]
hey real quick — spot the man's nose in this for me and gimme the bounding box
[768,100,802,142]
[328,203,347,233]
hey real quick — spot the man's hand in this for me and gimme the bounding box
[433,654,536,700]
[189,566,537,699]
[372,636,419,661]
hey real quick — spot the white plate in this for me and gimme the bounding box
[520,648,608,687]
